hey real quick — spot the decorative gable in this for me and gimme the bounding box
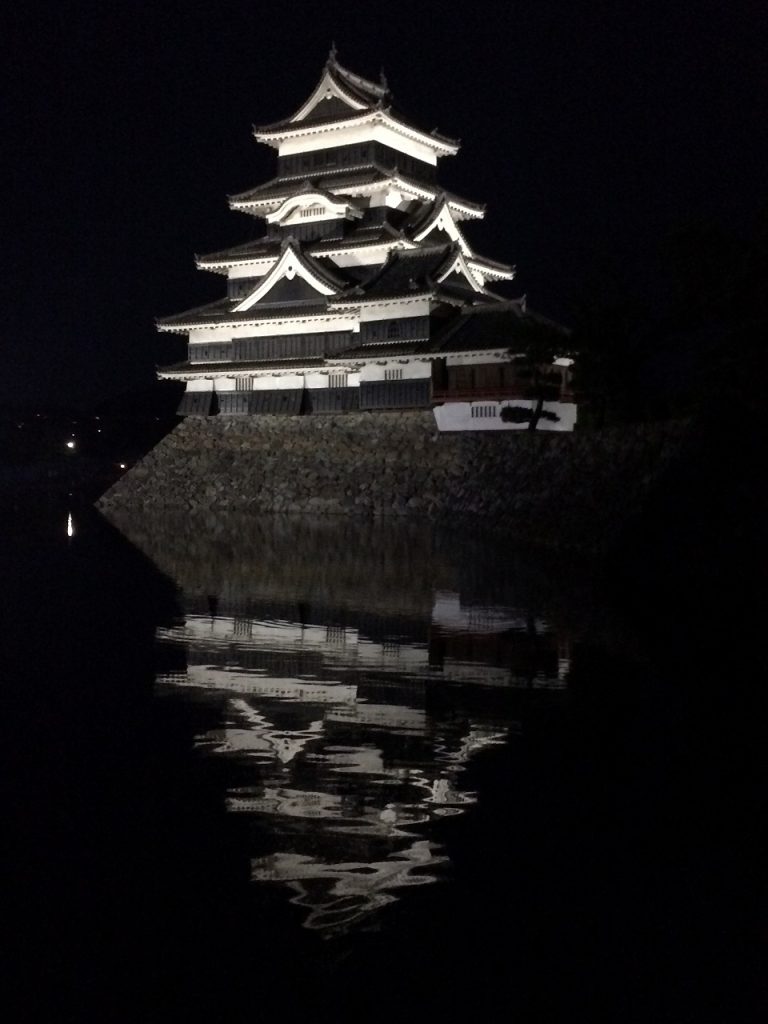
[435,249,486,293]
[234,242,340,311]
[291,68,370,122]
[413,200,472,256]
[266,191,363,226]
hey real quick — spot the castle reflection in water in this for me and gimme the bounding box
[111,513,573,935]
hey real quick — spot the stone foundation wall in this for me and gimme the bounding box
[97,412,689,551]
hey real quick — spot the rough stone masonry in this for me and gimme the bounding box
[97,412,688,552]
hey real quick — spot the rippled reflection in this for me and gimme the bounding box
[109,512,574,935]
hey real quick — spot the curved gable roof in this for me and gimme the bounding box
[256,51,389,132]
[234,238,348,311]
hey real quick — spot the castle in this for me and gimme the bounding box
[157,50,575,432]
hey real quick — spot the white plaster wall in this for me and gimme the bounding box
[250,374,304,391]
[433,400,578,433]
[368,187,421,211]
[188,328,225,342]
[186,379,212,392]
[445,352,513,366]
[327,244,399,268]
[229,262,272,279]
[304,372,361,388]
[356,299,430,322]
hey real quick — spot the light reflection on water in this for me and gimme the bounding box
[111,513,573,935]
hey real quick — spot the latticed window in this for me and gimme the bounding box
[235,377,253,392]
[326,625,347,645]
[384,368,403,381]
[329,373,348,388]
[470,405,497,419]
[299,205,324,218]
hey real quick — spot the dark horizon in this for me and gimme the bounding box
[5,0,765,408]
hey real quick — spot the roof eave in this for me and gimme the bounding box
[253,110,459,156]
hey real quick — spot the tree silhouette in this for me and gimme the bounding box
[505,314,572,431]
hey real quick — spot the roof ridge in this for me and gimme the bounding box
[328,54,388,101]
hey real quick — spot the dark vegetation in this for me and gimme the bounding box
[508,209,765,432]
[569,209,766,429]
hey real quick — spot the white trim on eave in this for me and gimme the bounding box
[436,250,486,293]
[255,110,459,158]
[413,202,472,255]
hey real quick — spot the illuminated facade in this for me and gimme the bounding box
[158,50,576,431]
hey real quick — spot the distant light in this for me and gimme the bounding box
[97,428,102,433]
[119,463,127,470]
[66,440,76,450]
[67,513,74,538]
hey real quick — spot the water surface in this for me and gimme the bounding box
[2,507,754,1022]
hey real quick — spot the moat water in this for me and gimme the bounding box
[1,507,759,1022]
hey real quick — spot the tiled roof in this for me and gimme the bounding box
[197,222,403,266]
[229,164,482,216]
[351,245,454,299]
[254,56,388,132]
[158,357,327,374]
[157,299,336,329]
[429,303,567,353]
[256,106,458,149]
[230,166,384,204]
[197,238,276,264]
[329,340,431,360]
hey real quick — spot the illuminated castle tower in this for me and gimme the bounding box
[158,50,575,431]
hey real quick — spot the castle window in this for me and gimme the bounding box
[387,321,400,338]
[235,377,253,392]
[384,368,403,381]
[326,625,346,645]
[470,405,497,419]
[329,373,348,388]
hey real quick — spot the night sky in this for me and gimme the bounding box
[5,0,765,408]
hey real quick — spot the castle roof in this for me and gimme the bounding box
[228,165,484,219]
[331,245,492,305]
[327,340,432,361]
[158,357,328,376]
[253,52,458,155]
[429,302,568,353]
[157,298,339,331]
[259,51,389,130]
[196,222,405,270]
[156,56,561,369]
